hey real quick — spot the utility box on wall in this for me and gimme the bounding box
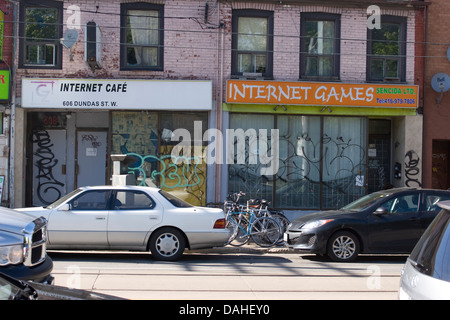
[85,21,102,71]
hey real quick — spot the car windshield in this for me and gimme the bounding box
[46,188,84,209]
[159,190,193,208]
[341,192,389,212]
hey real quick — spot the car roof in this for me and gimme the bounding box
[378,187,450,195]
[78,185,161,192]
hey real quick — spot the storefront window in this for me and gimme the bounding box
[228,114,274,202]
[111,111,208,206]
[322,117,367,208]
[276,116,321,208]
[228,114,367,209]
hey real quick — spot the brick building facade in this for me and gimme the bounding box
[7,0,427,210]
[422,0,450,190]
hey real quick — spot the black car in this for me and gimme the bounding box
[284,188,450,262]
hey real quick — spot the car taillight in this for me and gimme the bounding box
[213,218,226,229]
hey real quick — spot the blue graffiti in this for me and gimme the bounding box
[126,153,202,189]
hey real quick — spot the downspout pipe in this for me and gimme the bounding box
[6,0,17,208]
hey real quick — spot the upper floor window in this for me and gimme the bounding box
[232,10,273,78]
[300,13,340,80]
[367,16,406,82]
[19,0,63,69]
[120,3,164,71]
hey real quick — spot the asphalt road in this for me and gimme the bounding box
[48,247,406,301]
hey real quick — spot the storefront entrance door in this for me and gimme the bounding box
[76,130,107,188]
[432,140,450,190]
[32,129,67,206]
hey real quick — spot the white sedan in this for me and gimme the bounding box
[17,186,229,261]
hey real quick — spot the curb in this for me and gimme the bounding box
[188,243,297,255]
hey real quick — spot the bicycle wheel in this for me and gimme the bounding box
[225,218,238,245]
[250,217,281,247]
[271,214,290,235]
[227,214,250,246]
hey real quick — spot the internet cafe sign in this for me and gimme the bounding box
[226,80,418,109]
[21,78,212,110]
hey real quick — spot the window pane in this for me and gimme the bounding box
[302,18,336,78]
[305,56,318,76]
[237,17,267,51]
[238,53,252,73]
[127,47,158,67]
[26,44,55,65]
[371,23,400,56]
[370,58,384,80]
[255,54,266,73]
[228,114,274,203]
[304,20,335,55]
[25,7,59,41]
[322,117,367,209]
[71,191,110,210]
[238,53,266,73]
[276,116,321,209]
[127,10,159,45]
[115,191,155,210]
[380,194,419,214]
[385,59,399,78]
[125,9,160,68]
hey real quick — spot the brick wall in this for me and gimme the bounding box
[15,0,222,97]
[14,0,418,96]
[422,0,450,188]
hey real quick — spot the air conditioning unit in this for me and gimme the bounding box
[85,21,102,71]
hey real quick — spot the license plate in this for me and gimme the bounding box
[283,233,288,242]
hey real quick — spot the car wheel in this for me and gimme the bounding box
[327,231,360,262]
[149,228,186,261]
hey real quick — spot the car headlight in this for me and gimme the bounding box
[0,244,24,266]
[301,219,333,230]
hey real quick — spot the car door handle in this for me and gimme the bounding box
[96,217,106,220]
[149,216,159,220]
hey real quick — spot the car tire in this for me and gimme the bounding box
[149,228,186,261]
[327,231,360,262]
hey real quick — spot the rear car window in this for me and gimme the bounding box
[159,190,192,208]
[409,209,450,282]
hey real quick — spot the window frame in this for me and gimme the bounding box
[300,13,341,80]
[120,2,164,71]
[231,9,274,79]
[18,0,63,69]
[366,15,407,83]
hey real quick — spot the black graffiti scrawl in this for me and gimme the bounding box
[32,129,65,205]
[405,150,422,187]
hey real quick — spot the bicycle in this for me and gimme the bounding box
[224,192,282,247]
[226,209,281,247]
[246,198,290,241]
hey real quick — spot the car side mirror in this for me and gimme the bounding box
[58,203,71,211]
[373,207,388,216]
